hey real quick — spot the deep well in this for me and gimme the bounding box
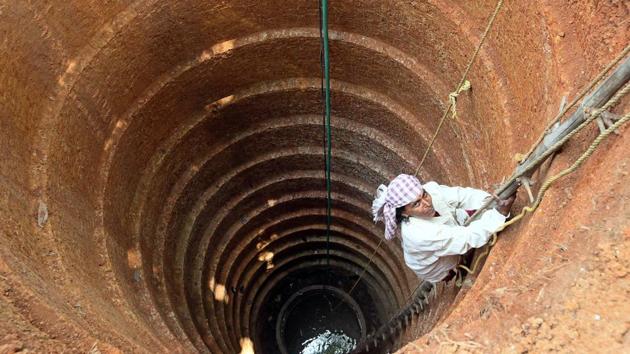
[1,1,628,353]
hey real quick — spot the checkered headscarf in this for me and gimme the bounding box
[372,174,423,240]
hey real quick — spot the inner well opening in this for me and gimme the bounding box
[277,285,366,354]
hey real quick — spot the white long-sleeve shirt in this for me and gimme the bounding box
[400,181,506,283]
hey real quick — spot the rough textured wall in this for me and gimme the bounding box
[0,0,628,353]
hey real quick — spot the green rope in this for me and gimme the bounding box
[320,0,333,268]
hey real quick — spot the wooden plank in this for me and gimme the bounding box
[497,55,630,199]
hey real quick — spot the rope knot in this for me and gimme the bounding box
[448,80,472,120]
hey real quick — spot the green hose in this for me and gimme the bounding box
[321,0,333,267]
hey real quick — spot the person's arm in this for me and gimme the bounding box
[437,183,492,210]
[432,208,506,256]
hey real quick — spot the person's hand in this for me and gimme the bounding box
[496,194,516,216]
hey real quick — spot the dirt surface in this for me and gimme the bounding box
[507,239,629,353]
[0,0,628,353]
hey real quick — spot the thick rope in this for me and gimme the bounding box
[518,44,630,162]
[459,108,629,278]
[464,79,630,227]
[414,0,504,177]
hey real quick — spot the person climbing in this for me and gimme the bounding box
[371,174,516,283]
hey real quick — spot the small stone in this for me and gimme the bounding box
[37,201,48,227]
[530,317,544,328]
[594,314,601,321]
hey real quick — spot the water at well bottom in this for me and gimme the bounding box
[284,294,360,354]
